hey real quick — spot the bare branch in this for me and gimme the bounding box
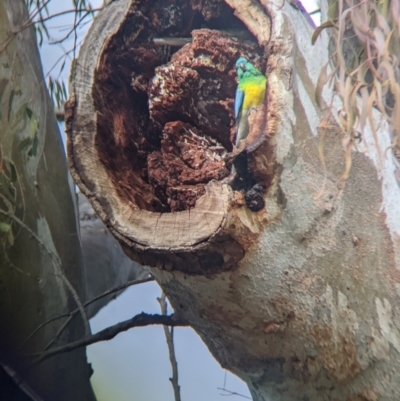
[21,8,101,32]
[27,0,53,24]
[158,294,181,401]
[86,276,154,307]
[49,12,92,45]
[308,8,321,16]
[0,7,101,54]
[44,275,154,350]
[30,313,189,366]
[20,276,154,351]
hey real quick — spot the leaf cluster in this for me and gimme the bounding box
[313,0,400,181]
[0,147,17,247]
[0,94,41,251]
[48,77,68,109]
[23,0,101,111]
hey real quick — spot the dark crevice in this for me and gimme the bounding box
[92,0,265,212]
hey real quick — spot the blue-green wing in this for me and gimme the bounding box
[234,86,244,121]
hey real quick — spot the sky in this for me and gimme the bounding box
[36,1,320,400]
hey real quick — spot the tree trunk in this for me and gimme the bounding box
[66,0,400,400]
[0,1,95,399]
[78,192,148,318]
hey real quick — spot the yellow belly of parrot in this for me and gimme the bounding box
[241,81,266,112]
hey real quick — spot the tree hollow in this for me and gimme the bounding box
[66,0,272,273]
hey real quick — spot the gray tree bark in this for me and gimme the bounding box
[0,1,96,399]
[79,192,149,318]
[67,0,400,400]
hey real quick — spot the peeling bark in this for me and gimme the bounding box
[67,0,400,400]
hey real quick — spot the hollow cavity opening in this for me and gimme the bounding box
[93,0,265,212]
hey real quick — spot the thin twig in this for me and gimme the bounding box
[73,4,79,60]
[217,388,252,399]
[44,38,84,79]
[84,276,154,308]
[27,0,53,25]
[158,293,182,401]
[49,11,92,44]
[21,8,101,32]
[44,275,154,350]
[308,8,321,16]
[30,313,188,367]
[0,7,101,54]
[44,313,74,350]
[218,371,252,399]
[19,313,70,351]
[20,276,154,351]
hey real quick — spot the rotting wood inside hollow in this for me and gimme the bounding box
[91,0,267,213]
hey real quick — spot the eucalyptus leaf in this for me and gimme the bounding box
[0,174,15,203]
[0,221,10,233]
[7,227,14,246]
[29,115,39,139]
[18,137,32,152]
[28,135,39,157]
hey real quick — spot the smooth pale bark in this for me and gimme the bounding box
[79,193,148,318]
[0,1,96,399]
[67,0,400,400]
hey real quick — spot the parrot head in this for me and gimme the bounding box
[235,57,248,71]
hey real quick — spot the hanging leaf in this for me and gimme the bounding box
[7,227,14,246]
[29,114,39,139]
[0,174,15,203]
[59,60,66,75]
[26,106,33,120]
[43,0,50,17]
[373,4,391,34]
[0,222,10,233]
[0,221,11,233]
[372,27,386,57]
[383,29,394,60]
[28,135,39,157]
[18,137,32,152]
[24,106,39,144]
[4,161,17,183]
[315,61,329,108]
[312,21,337,45]
[18,104,39,157]
[61,81,68,99]
[14,103,28,121]
[374,78,389,118]
[35,26,43,47]
[41,21,49,39]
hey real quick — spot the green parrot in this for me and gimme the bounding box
[234,57,267,146]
